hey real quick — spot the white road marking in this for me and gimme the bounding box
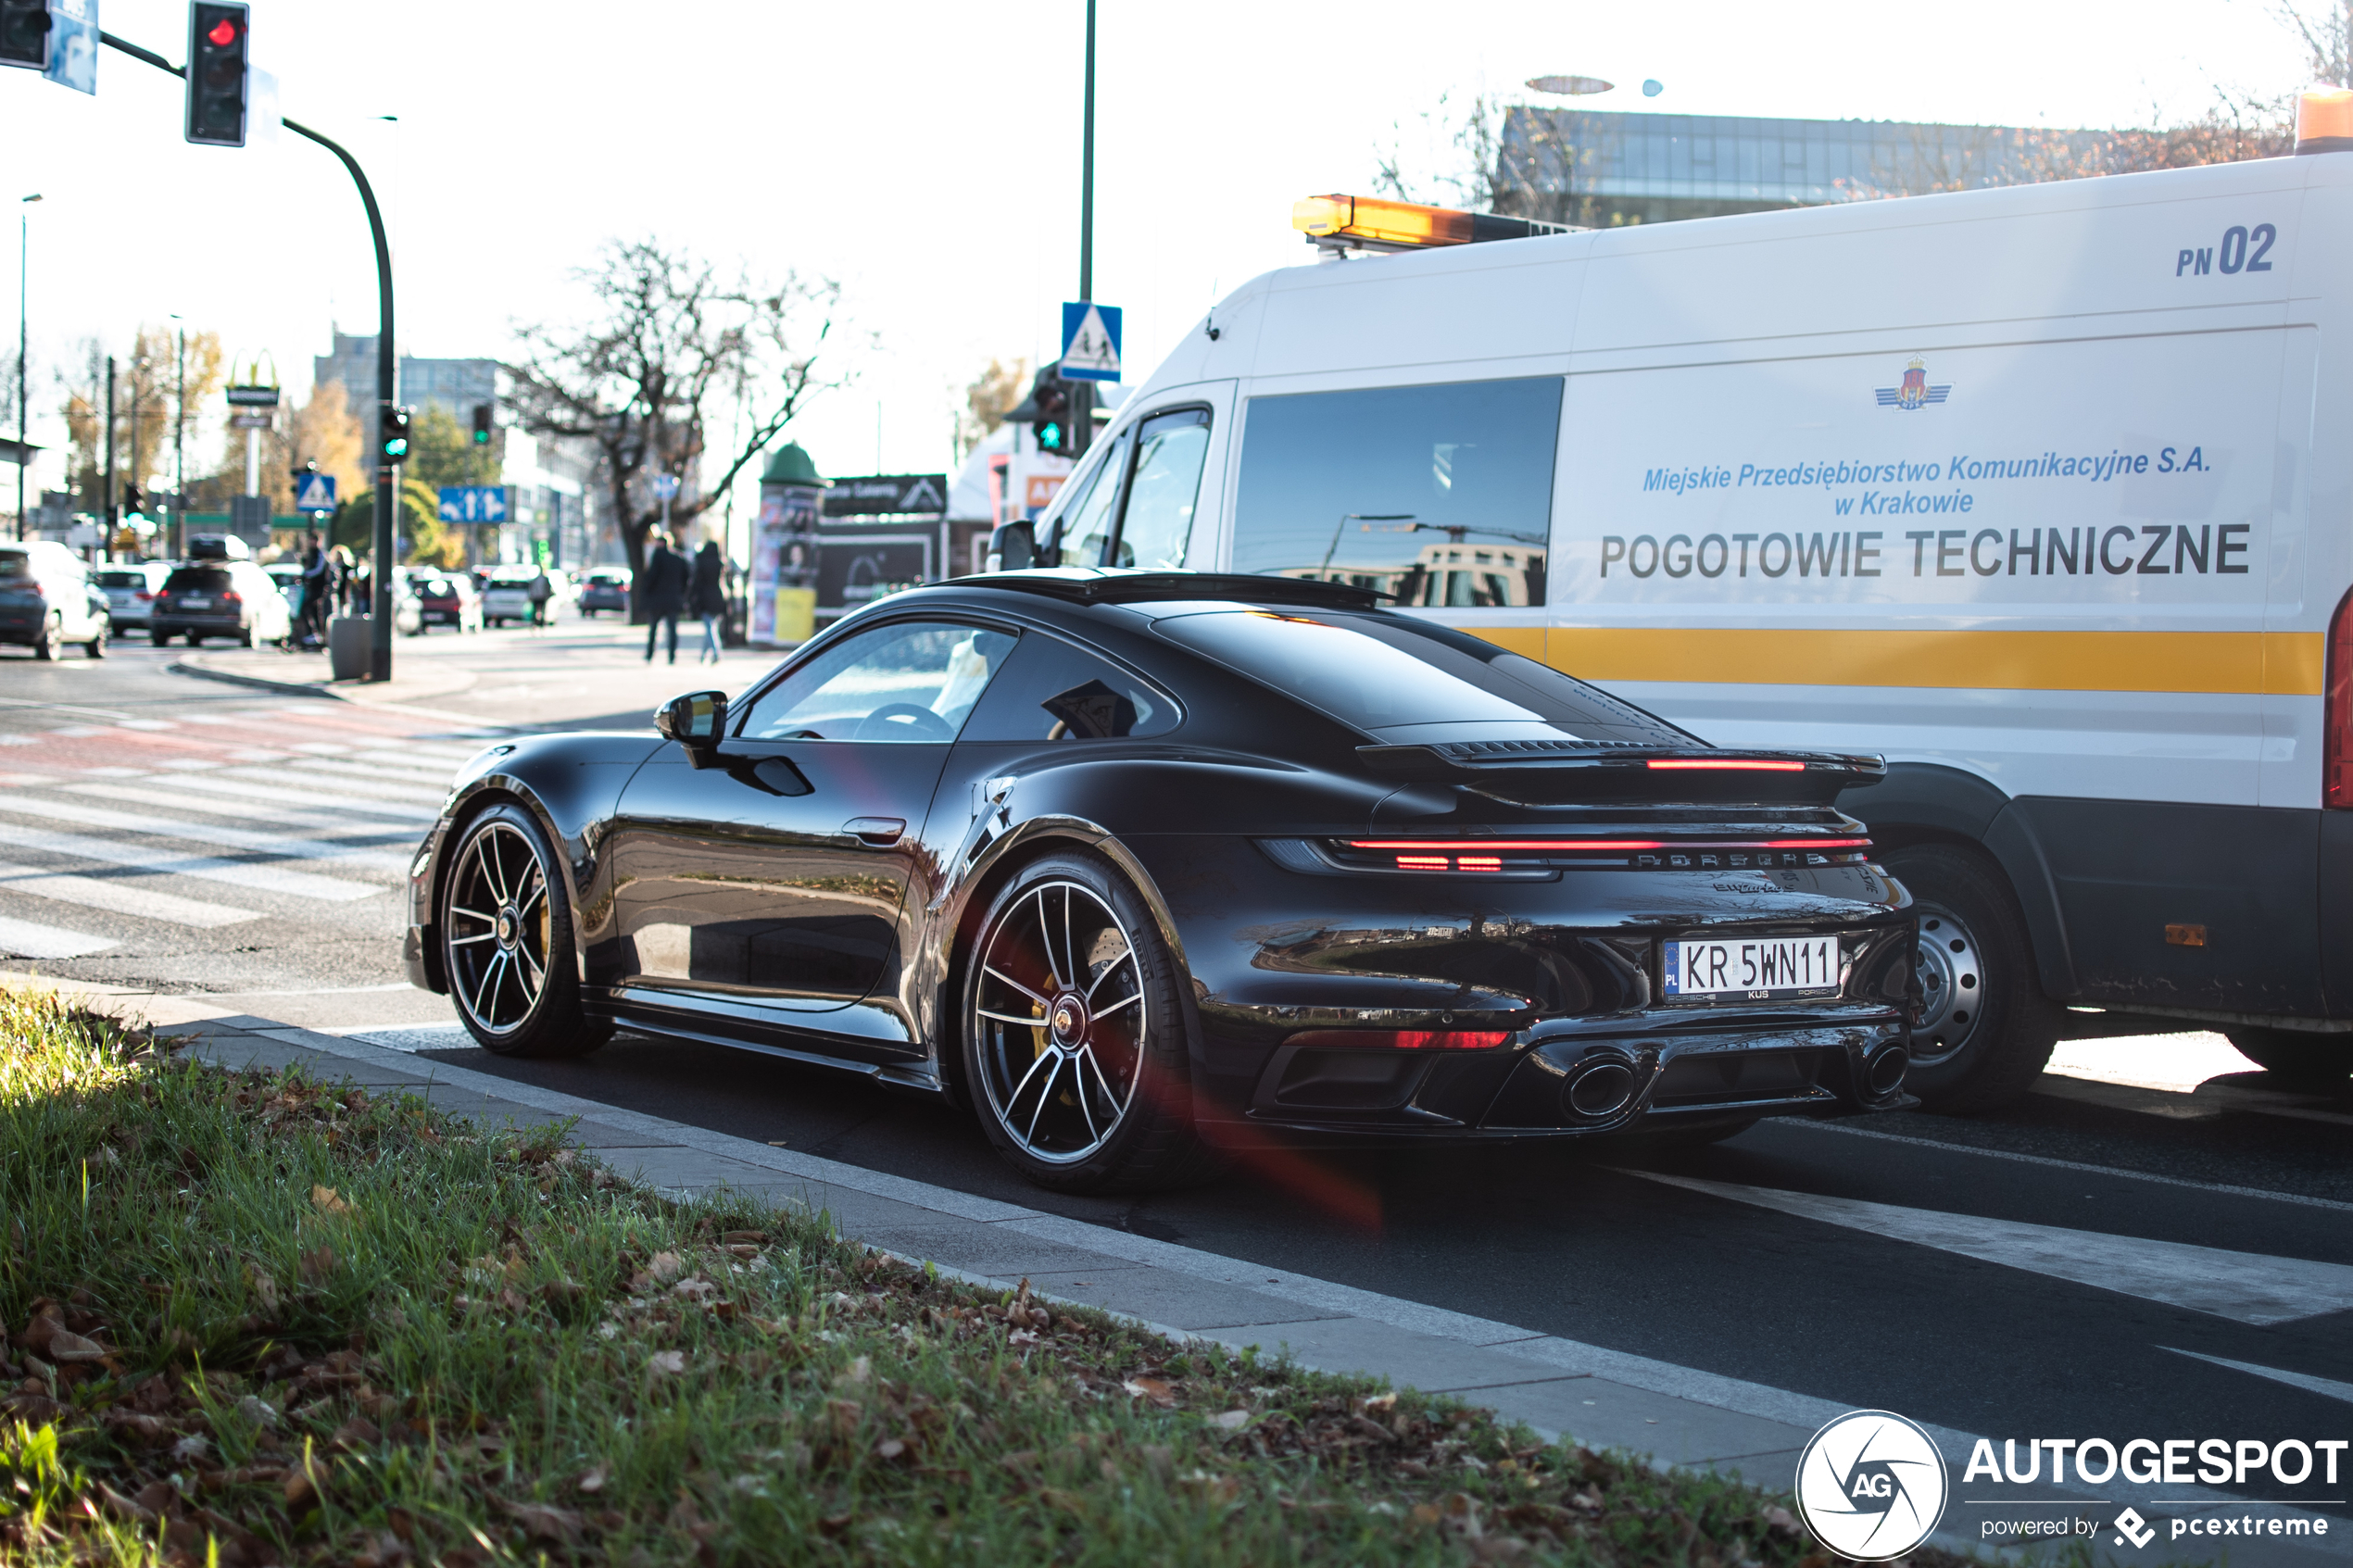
[1631,1170,2353,1324]
[65,783,422,840]
[2161,1348,2353,1407]
[0,860,259,927]
[163,772,437,822]
[266,759,450,799]
[0,913,118,958]
[0,796,408,875]
[0,822,381,902]
[291,742,352,754]
[115,719,174,731]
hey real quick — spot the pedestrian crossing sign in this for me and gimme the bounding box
[294,473,337,512]
[1060,302,1123,383]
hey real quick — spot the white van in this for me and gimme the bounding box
[999,102,2353,1109]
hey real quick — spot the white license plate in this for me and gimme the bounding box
[181,596,209,608]
[1663,935,1843,1001]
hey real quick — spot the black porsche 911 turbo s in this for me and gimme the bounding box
[405,571,1917,1192]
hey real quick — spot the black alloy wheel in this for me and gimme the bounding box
[1881,842,2059,1112]
[962,850,1219,1193]
[441,802,610,1059]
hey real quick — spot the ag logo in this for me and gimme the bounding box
[1793,1410,1949,1561]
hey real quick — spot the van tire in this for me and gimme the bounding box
[2223,1027,2351,1086]
[1882,842,2060,1113]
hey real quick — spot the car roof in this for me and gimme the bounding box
[936,568,1381,610]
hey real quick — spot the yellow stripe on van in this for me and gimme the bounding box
[1466,627,2326,696]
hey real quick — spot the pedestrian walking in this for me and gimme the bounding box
[692,539,726,664]
[330,546,355,613]
[528,563,552,629]
[298,532,332,648]
[641,533,688,663]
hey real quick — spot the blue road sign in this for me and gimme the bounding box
[1060,302,1123,383]
[293,472,337,512]
[437,485,509,525]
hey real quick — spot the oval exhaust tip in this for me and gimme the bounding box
[1867,1046,1909,1096]
[1566,1060,1637,1118]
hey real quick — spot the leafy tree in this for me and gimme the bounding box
[507,239,849,596]
[957,357,1028,458]
[405,404,501,491]
[59,327,225,513]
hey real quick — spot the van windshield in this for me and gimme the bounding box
[1153,608,1691,745]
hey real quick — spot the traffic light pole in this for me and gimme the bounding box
[99,28,397,679]
[1069,0,1098,456]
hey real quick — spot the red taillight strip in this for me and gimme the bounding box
[2328,585,2353,808]
[1646,759,1806,771]
[1346,837,1869,851]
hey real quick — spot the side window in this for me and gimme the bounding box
[1107,408,1211,571]
[1057,431,1131,567]
[1229,378,1561,606]
[736,621,1019,743]
[960,633,1179,742]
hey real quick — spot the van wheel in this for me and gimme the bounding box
[32,614,61,661]
[85,623,107,659]
[2224,1028,2350,1087]
[1882,843,2060,1112]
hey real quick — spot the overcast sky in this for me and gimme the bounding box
[0,0,2314,508]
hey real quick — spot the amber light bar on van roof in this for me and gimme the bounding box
[1290,194,1570,252]
[2298,87,2353,153]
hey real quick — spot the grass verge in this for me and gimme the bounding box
[1,985,1964,1566]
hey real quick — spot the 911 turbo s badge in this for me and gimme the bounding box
[1874,356,1951,410]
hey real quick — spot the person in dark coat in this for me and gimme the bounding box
[691,539,726,664]
[641,533,689,663]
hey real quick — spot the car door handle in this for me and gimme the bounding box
[843,816,905,847]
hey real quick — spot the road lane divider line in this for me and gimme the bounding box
[1629,1170,2353,1324]
[62,783,425,840]
[0,861,260,927]
[0,914,120,959]
[2160,1348,2353,1408]
[0,823,383,903]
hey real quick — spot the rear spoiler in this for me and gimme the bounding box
[1358,742,1885,802]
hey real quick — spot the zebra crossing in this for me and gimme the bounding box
[0,702,500,961]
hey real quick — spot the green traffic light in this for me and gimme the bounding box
[1038,421,1063,450]
[385,439,409,459]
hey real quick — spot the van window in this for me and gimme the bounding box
[1231,378,1561,607]
[1058,430,1130,566]
[1107,408,1211,570]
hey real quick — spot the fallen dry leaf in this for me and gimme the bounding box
[834,1356,871,1388]
[299,1244,335,1282]
[646,1250,685,1282]
[1123,1376,1176,1407]
[1211,1410,1252,1431]
[647,1349,686,1376]
[332,1416,382,1450]
[575,1465,608,1494]
[500,1499,585,1544]
[310,1185,352,1216]
[44,1329,105,1363]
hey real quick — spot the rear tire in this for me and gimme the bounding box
[85,622,107,659]
[961,849,1221,1193]
[2225,1027,2351,1087]
[1882,843,2060,1112]
[32,614,60,661]
[441,802,611,1060]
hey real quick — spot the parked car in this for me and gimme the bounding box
[264,562,306,617]
[93,561,173,631]
[149,561,293,647]
[576,567,631,617]
[410,571,483,634]
[0,541,110,659]
[481,566,562,626]
[405,571,1916,1194]
[187,533,251,562]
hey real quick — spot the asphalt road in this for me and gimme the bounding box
[7,635,2351,1520]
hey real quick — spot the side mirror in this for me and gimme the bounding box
[655,690,727,765]
[986,521,1035,572]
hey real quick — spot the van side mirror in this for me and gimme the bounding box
[655,690,727,765]
[987,521,1035,572]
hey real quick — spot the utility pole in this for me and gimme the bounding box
[16,194,34,543]
[171,319,184,560]
[1070,0,1098,447]
[103,356,115,563]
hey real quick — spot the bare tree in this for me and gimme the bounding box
[1373,89,1503,211]
[2282,0,2353,85]
[506,239,848,588]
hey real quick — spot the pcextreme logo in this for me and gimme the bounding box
[1794,1411,1950,1560]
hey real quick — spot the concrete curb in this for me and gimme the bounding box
[7,973,2339,1565]
[168,654,339,700]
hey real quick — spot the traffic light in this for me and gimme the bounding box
[122,483,142,515]
[471,403,492,445]
[0,0,51,69]
[380,406,413,463]
[1002,369,1073,455]
[185,2,251,148]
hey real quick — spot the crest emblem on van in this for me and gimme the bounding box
[1874,357,1950,410]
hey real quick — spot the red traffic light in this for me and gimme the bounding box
[205,16,236,44]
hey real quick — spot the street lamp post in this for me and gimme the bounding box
[170,315,184,560]
[16,194,35,544]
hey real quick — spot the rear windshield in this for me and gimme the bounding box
[1153,609,1691,745]
[165,568,233,592]
[0,552,31,581]
[487,571,536,585]
[95,570,149,588]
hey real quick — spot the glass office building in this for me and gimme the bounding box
[1494,107,2119,227]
